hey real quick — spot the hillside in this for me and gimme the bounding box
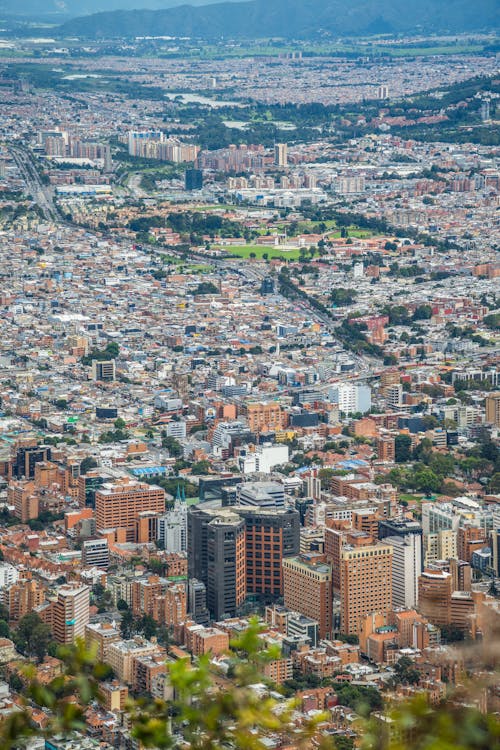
[58,0,499,39]
[0,0,238,20]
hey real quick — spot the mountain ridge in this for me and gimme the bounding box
[57,0,499,39]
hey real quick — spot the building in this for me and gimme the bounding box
[185,624,229,656]
[418,569,453,627]
[188,579,210,625]
[241,401,288,433]
[237,481,285,509]
[82,539,110,570]
[2,576,45,621]
[95,477,165,542]
[385,533,422,609]
[238,506,300,597]
[424,530,457,566]
[107,638,158,684]
[157,496,187,554]
[457,525,487,562]
[329,383,371,415]
[188,506,246,620]
[91,360,116,382]
[185,168,203,191]
[274,143,288,167]
[485,393,500,427]
[51,584,90,644]
[9,481,39,522]
[282,554,333,639]
[340,542,393,635]
[0,563,19,589]
[85,621,121,661]
[100,681,129,713]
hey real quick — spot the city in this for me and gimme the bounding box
[0,5,498,750]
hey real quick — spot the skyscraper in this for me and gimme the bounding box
[282,553,333,639]
[189,506,246,620]
[158,488,187,554]
[95,477,165,542]
[274,143,288,167]
[52,584,90,644]
[340,541,393,635]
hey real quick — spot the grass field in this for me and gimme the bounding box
[224,245,302,260]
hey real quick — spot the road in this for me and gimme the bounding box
[9,145,61,223]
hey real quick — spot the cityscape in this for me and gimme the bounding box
[0,2,498,749]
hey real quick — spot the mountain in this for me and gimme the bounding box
[57,0,499,39]
[0,0,242,21]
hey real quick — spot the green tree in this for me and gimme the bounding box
[393,656,420,686]
[394,434,412,463]
[120,609,136,639]
[80,456,98,475]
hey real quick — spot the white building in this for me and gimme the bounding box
[158,498,187,553]
[386,533,422,609]
[238,444,289,474]
[0,564,19,589]
[329,383,371,415]
[165,421,187,440]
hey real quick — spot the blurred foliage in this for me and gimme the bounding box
[0,621,498,750]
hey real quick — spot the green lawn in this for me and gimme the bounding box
[328,229,375,239]
[223,245,302,260]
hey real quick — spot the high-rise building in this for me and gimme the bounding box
[380,369,400,396]
[385,533,422,609]
[185,168,203,191]
[329,383,371,415]
[485,393,500,427]
[241,401,288,433]
[418,569,453,627]
[274,143,288,167]
[9,481,38,522]
[237,507,300,597]
[237,481,285,509]
[424,529,457,566]
[188,579,210,625]
[340,541,393,635]
[157,494,187,554]
[457,524,487,562]
[12,444,52,480]
[188,506,246,620]
[3,575,45,622]
[188,504,299,618]
[52,584,90,644]
[82,538,110,570]
[95,477,165,542]
[92,359,116,382]
[282,553,333,639]
[85,621,121,661]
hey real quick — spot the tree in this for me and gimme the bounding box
[140,615,158,640]
[162,435,183,457]
[80,456,98,475]
[0,627,498,750]
[31,624,51,663]
[191,460,211,475]
[413,467,442,495]
[393,656,420,685]
[117,598,129,611]
[412,304,432,320]
[120,609,136,639]
[394,435,412,463]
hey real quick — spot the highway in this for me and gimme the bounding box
[9,145,61,224]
